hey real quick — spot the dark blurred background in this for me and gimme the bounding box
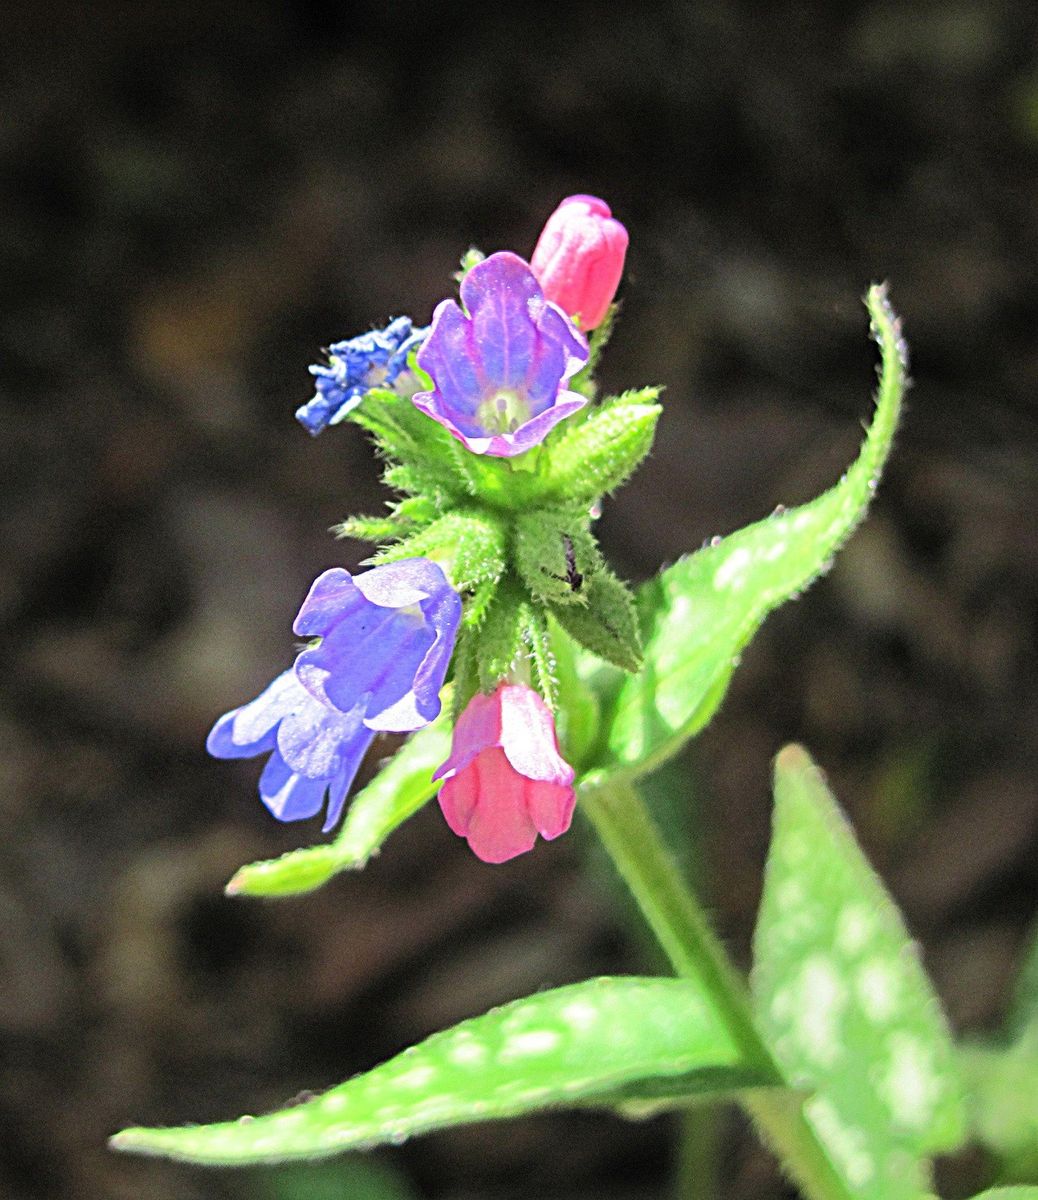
[1,2,1036,1198]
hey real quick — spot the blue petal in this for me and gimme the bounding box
[206,670,301,759]
[415,300,483,421]
[293,568,367,638]
[258,753,328,822]
[276,690,370,779]
[295,560,458,726]
[299,318,424,436]
[463,253,539,392]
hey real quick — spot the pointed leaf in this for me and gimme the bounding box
[544,388,662,502]
[550,567,642,673]
[350,390,467,493]
[752,745,965,1200]
[226,716,452,897]
[111,976,767,1164]
[514,506,602,607]
[602,284,906,777]
[371,509,508,598]
[334,514,412,543]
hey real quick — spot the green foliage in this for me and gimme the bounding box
[371,509,508,598]
[476,576,534,688]
[334,514,412,543]
[543,387,662,502]
[110,977,766,1165]
[225,716,452,897]
[599,284,906,779]
[335,495,443,544]
[962,1032,1038,1183]
[350,389,468,495]
[379,462,457,506]
[524,604,557,709]
[513,505,602,607]
[967,1191,1038,1200]
[549,567,642,673]
[548,620,602,767]
[752,745,965,1200]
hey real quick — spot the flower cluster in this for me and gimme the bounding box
[211,195,639,862]
[297,316,427,435]
[209,559,460,832]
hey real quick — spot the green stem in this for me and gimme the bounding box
[579,774,856,1200]
[675,1106,720,1200]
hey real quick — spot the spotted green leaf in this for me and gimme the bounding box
[110,976,767,1165]
[968,1191,1038,1200]
[961,1026,1038,1182]
[601,284,906,778]
[752,745,965,1200]
[225,715,452,898]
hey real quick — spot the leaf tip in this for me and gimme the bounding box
[108,1127,151,1154]
[223,869,248,896]
[774,743,813,774]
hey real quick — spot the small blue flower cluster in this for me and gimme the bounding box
[209,560,460,831]
[296,316,428,435]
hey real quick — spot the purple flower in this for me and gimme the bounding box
[207,558,461,831]
[207,669,375,831]
[293,559,461,732]
[297,317,429,435]
[413,252,589,457]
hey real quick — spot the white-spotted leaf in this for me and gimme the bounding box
[752,745,965,1200]
[111,976,766,1164]
[603,284,906,778]
[967,1191,1038,1200]
[960,1025,1038,1181]
[226,716,452,898]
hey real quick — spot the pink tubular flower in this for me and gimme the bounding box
[435,684,576,863]
[530,194,628,330]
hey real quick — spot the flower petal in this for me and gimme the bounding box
[497,685,575,786]
[433,689,503,780]
[293,569,366,638]
[415,300,482,422]
[525,780,576,840]
[206,669,302,759]
[413,253,588,457]
[462,252,540,392]
[258,753,329,822]
[440,747,540,863]
[276,691,371,779]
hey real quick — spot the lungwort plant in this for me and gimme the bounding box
[111,197,1036,1200]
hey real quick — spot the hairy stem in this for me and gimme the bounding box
[579,773,855,1200]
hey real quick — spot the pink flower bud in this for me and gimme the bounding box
[529,194,628,330]
[434,684,576,863]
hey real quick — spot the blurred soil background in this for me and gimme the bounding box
[1,2,1037,1198]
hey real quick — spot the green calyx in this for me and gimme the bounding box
[335,385,659,709]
